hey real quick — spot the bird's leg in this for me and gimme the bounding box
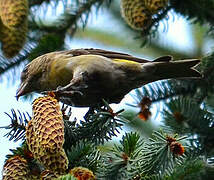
[54,71,89,97]
[58,72,88,91]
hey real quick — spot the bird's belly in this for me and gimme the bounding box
[59,88,126,107]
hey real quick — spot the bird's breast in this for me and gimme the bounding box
[47,58,73,89]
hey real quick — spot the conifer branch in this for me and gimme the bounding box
[1,109,31,142]
[64,106,126,149]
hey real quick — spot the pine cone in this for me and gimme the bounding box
[26,119,68,175]
[26,119,44,159]
[39,149,68,176]
[145,0,168,13]
[32,95,65,153]
[2,155,30,180]
[170,141,185,156]
[0,0,28,28]
[40,169,58,180]
[0,19,27,58]
[69,167,96,180]
[120,0,152,30]
[26,95,68,175]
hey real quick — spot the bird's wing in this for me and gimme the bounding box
[63,48,172,63]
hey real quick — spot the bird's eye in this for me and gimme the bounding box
[21,72,26,81]
[22,66,28,73]
[21,67,28,81]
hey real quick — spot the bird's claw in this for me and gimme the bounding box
[41,89,83,97]
[56,90,83,96]
[56,83,88,92]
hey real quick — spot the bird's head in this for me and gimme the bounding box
[16,55,49,100]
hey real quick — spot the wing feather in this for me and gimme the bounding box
[62,48,172,63]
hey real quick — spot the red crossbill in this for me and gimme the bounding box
[16,48,201,107]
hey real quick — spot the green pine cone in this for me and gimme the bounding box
[120,0,152,30]
[0,0,28,28]
[145,0,169,13]
[0,20,27,58]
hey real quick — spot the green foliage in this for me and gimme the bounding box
[163,159,214,180]
[97,132,144,180]
[199,51,214,84]
[66,142,101,172]
[0,109,30,142]
[28,33,65,61]
[163,97,213,134]
[140,131,187,177]
[129,80,195,104]
[63,106,127,149]
[163,97,214,157]
[116,132,142,157]
[5,143,28,160]
[171,0,214,26]
[97,131,188,179]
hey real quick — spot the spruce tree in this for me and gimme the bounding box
[0,0,214,179]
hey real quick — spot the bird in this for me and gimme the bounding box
[16,48,201,107]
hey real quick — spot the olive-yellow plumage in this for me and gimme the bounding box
[16,48,201,107]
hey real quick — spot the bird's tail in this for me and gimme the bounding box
[141,59,201,83]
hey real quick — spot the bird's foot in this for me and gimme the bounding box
[54,89,83,97]
[56,83,88,92]
[58,71,89,91]
[42,89,83,97]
